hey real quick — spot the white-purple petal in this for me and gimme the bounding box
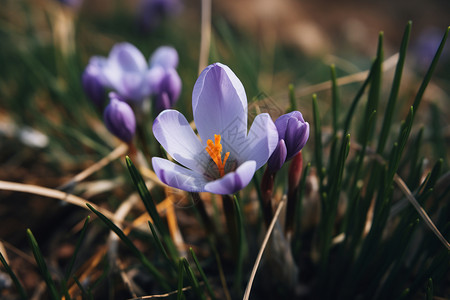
[108,43,148,73]
[239,113,279,170]
[152,110,208,173]
[192,63,248,145]
[204,160,256,194]
[152,157,208,192]
[150,46,179,69]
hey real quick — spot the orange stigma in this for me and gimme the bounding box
[205,134,230,177]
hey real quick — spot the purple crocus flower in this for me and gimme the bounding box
[152,63,279,195]
[82,57,108,107]
[154,68,182,113]
[267,111,309,172]
[101,43,153,102]
[103,93,136,143]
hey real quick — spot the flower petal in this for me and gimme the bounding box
[204,160,256,194]
[150,46,179,69]
[285,119,310,160]
[192,63,247,145]
[153,110,208,173]
[239,113,279,170]
[267,139,287,173]
[152,157,208,192]
[108,43,148,73]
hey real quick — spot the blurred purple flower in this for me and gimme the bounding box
[100,43,153,102]
[103,93,136,143]
[150,46,179,69]
[412,27,449,71]
[154,68,182,113]
[152,63,278,194]
[82,44,181,109]
[268,111,309,172]
[138,0,182,32]
[82,57,107,107]
[57,0,83,7]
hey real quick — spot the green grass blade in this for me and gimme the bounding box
[377,21,412,154]
[342,61,374,134]
[412,26,449,115]
[26,229,60,300]
[0,250,28,299]
[86,203,171,291]
[148,221,173,265]
[182,257,205,300]
[189,247,217,300]
[233,194,246,295]
[426,278,434,300]
[358,32,383,144]
[312,94,324,185]
[125,156,179,260]
[330,64,340,134]
[65,216,90,281]
[177,259,185,300]
[125,156,167,235]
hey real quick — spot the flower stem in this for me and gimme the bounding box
[285,151,303,238]
[260,167,275,228]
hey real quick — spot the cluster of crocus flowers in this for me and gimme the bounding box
[82,43,181,108]
[82,43,181,143]
[152,63,279,195]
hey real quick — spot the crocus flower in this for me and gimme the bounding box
[152,63,278,194]
[267,111,309,173]
[153,68,182,113]
[82,57,107,107]
[100,43,153,102]
[103,93,136,143]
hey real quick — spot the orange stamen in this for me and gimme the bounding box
[205,134,230,177]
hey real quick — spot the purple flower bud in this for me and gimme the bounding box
[150,46,179,69]
[267,139,287,173]
[154,68,182,113]
[82,57,107,107]
[274,111,309,161]
[103,93,136,143]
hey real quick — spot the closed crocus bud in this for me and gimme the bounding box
[267,111,309,173]
[275,111,309,161]
[103,93,136,143]
[150,46,179,69]
[154,68,182,113]
[82,57,107,107]
[267,139,288,173]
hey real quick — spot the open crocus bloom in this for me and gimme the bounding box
[101,43,153,102]
[152,63,279,194]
